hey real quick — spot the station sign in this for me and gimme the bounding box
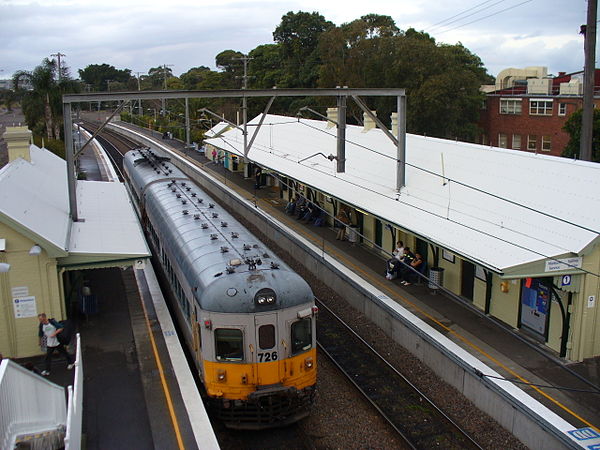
[567,427,600,449]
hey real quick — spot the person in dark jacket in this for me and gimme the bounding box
[38,313,74,376]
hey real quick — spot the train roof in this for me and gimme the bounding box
[123,147,313,313]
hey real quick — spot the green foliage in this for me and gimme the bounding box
[78,64,132,91]
[14,58,81,141]
[562,108,600,162]
[32,135,65,159]
[317,17,491,140]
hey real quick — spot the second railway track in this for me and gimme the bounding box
[316,298,483,449]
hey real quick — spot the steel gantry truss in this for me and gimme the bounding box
[63,88,406,222]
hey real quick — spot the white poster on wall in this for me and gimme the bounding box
[13,296,37,318]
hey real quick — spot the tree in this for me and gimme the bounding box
[273,11,334,87]
[147,66,174,89]
[562,109,600,162]
[14,58,80,141]
[78,64,131,91]
[317,19,492,140]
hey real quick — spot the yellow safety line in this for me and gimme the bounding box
[138,288,186,449]
[249,194,598,430]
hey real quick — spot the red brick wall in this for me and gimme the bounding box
[479,96,599,157]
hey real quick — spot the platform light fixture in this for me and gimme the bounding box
[29,245,42,256]
[0,263,10,273]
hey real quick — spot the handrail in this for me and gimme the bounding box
[0,359,66,450]
[65,333,83,450]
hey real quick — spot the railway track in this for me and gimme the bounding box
[79,120,140,174]
[315,298,483,450]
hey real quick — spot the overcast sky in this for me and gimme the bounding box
[0,0,595,82]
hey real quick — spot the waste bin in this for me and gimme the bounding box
[347,226,358,244]
[428,267,444,290]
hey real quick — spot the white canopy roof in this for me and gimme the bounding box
[207,114,600,273]
[0,144,149,264]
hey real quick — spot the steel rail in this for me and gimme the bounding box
[315,298,483,450]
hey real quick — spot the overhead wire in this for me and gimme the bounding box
[208,120,600,278]
[434,0,535,35]
[427,0,506,33]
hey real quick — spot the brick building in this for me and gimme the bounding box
[479,66,600,157]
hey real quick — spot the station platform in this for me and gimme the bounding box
[19,139,218,449]
[114,121,600,432]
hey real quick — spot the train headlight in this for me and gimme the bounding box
[304,357,314,370]
[255,288,276,306]
[217,369,227,382]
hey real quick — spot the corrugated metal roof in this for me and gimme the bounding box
[0,144,149,261]
[207,114,600,272]
[0,145,70,254]
[66,181,149,259]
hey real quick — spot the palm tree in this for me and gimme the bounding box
[13,58,80,140]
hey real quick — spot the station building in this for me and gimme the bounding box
[204,112,600,362]
[0,126,150,358]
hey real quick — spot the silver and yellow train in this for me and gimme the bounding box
[123,146,317,429]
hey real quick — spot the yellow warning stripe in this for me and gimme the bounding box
[138,288,186,449]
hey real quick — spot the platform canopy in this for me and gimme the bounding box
[0,144,149,268]
[206,114,600,276]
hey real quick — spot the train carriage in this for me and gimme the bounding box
[123,146,317,429]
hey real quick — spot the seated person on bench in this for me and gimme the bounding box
[400,252,424,286]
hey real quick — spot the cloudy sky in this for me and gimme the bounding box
[0,0,594,81]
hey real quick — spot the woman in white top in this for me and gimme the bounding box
[393,241,404,260]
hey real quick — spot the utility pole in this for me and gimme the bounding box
[233,55,253,161]
[51,52,66,81]
[161,64,173,115]
[580,0,597,161]
[134,71,144,115]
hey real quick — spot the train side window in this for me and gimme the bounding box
[291,318,312,355]
[215,328,244,361]
[258,325,275,350]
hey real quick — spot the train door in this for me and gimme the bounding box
[461,260,475,301]
[254,313,280,386]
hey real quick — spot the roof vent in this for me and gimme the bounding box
[220,246,229,253]
[209,203,215,209]
[176,193,181,198]
[186,187,191,192]
[226,266,236,274]
[201,223,209,229]
[253,244,259,248]
[197,198,203,203]
[262,252,269,258]
[212,212,219,218]
[193,214,200,220]
[220,221,228,227]
[181,182,186,186]
[243,244,251,251]
[191,193,197,197]
[168,169,172,174]
[182,210,189,215]
[270,262,280,269]
[210,233,218,240]
[171,188,176,192]
[231,232,239,238]
[182,199,187,205]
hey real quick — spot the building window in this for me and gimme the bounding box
[529,100,553,116]
[500,99,522,114]
[542,136,552,152]
[559,103,567,116]
[498,133,508,148]
[527,135,537,151]
[512,134,521,150]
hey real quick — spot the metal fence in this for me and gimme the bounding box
[0,357,66,450]
[64,333,83,450]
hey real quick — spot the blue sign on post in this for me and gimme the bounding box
[561,275,572,287]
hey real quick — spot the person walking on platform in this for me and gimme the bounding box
[38,313,74,376]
